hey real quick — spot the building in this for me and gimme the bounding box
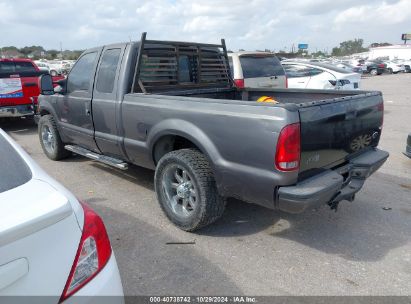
[367,44,411,60]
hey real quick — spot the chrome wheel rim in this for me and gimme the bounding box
[161,165,198,218]
[350,134,372,151]
[41,125,55,154]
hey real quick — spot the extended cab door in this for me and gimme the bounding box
[58,49,101,152]
[92,45,126,157]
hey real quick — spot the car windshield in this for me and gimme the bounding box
[239,55,285,78]
[0,134,32,193]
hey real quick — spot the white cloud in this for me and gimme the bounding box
[0,0,410,52]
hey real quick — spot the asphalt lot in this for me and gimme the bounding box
[2,73,411,296]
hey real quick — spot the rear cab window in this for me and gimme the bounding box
[239,54,285,78]
[0,61,37,75]
[96,48,122,93]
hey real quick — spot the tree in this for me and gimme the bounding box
[19,46,45,56]
[331,39,368,56]
[311,50,327,58]
[369,42,392,48]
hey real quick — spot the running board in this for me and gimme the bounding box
[65,145,129,170]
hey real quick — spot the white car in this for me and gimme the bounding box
[385,61,405,74]
[34,61,50,72]
[228,52,287,89]
[282,61,361,90]
[0,129,124,303]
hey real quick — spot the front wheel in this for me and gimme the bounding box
[154,149,226,231]
[370,69,378,76]
[38,115,70,160]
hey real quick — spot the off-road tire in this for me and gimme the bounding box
[38,114,70,160]
[154,149,226,231]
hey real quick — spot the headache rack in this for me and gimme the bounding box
[131,32,233,94]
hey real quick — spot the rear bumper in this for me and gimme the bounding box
[0,104,34,118]
[277,148,389,213]
[63,254,124,304]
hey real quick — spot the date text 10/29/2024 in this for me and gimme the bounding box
[149,297,257,303]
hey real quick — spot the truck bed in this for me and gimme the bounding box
[129,87,384,176]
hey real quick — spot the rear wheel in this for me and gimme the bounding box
[38,115,70,160]
[370,69,378,76]
[154,149,226,231]
[387,68,393,74]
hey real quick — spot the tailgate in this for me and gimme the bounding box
[298,92,384,174]
[0,72,43,106]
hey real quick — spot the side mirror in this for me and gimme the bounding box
[38,74,54,95]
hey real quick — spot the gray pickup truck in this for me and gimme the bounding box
[36,33,388,231]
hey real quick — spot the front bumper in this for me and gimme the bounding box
[277,148,389,213]
[0,104,34,118]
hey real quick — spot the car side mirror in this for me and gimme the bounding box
[38,74,54,95]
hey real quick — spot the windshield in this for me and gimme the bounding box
[239,55,285,78]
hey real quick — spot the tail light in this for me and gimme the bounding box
[275,123,301,171]
[378,102,384,128]
[378,64,385,68]
[59,202,112,302]
[285,76,288,88]
[234,79,244,89]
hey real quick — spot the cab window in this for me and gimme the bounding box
[96,49,121,93]
[67,52,97,93]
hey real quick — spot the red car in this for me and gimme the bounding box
[0,58,63,118]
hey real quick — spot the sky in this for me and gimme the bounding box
[0,0,410,52]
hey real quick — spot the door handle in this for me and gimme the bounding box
[0,258,29,290]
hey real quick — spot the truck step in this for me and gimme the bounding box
[65,145,128,170]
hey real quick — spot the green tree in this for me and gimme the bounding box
[331,39,368,56]
[311,51,327,58]
[369,42,392,48]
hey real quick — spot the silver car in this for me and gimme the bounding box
[228,52,287,89]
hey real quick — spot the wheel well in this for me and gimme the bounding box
[40,109,51,116]
[153,135,200,164]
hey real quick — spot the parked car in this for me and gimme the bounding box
[404,133,411,158]
[384,61,405,74]
[363,60,386,76]
[0,58,64,118]
[0,129,124,302]
[34,61,50,73]
[228,52,287,89]
[36,34,388,231]
[282,61,361,90]
[334,62,363,74]
[392,59,411,73]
